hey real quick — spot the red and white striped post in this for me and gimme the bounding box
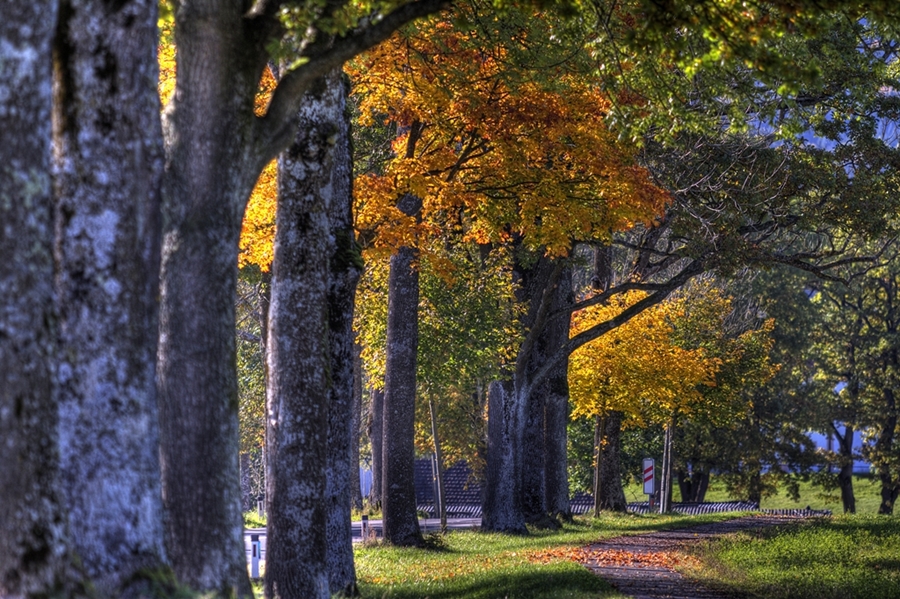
[643,458,656,509]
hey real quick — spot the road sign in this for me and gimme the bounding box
[642,458,656,495]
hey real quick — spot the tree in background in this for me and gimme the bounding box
[349,3,668,534]
[811,242,900,514]
[569,284,722,510]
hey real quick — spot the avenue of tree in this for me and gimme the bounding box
[3,1,900,599]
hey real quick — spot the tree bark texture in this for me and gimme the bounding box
[511,254,572,524]
[266,71,347,599]
[382,240,424,546]
[157,4,268,595]
[518,257,557,522]
[0,3,72,594]
[482,380,527,533]
[484,252,569,532]
[598,412,628,512]
[369,388,385,506]
[543,269,573,520]
[323,72,362,597]
[52,1,169,593]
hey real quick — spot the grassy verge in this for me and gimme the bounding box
[682,515,900,599]
[354,512,739,599]
[622,473,884,513]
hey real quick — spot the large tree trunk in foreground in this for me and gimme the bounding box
[0,4,73,594]
[52,1,168,593]
[324,73,362,597]
[157,5,266,595]
[382,234,424,546]
[266,70,350,599]
[485,253,565,533]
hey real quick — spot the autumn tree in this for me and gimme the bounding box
[156,1,447,591]
[568,285,721,509]
[349,3,668,534]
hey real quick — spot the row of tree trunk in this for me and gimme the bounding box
[0,1,380,595]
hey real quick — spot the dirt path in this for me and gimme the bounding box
[578,515,813,599]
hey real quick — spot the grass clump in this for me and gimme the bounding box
[243,511,266,528]
[354,512,737,599]
[685,515,900,599]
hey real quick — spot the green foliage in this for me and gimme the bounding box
[687,516,900,599]
[355,240,519,470]
[243,511,267,529]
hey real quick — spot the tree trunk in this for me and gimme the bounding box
[324,72,362,597]
[598,411,628,512]
[429,399,448,532]
[351,347,364,512]
[157,4,270,595]
[677,469,691,503]
[519,257,555,523]
[694,470,710,503]
[369,388,385,507]
[659,419,674,512]
[592,415,603,518]
[746,465,763,505]
[516,254,572,525]
[834,424,856,514]
[543,269,573,521]
[241,453,253,512]
[876,389,898,515]
[0,4,73,594]
[521,388,546,522]
[52,0,169,594]
[265,70,351,599]
[381,234,424,546]
[482,380,528,533]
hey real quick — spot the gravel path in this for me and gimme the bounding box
[579,515,813,599]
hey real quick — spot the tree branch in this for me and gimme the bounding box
[257,0,450,156]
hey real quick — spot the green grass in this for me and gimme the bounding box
[353,512,739,599]
[684,515,900,599]
[622,473,885,513]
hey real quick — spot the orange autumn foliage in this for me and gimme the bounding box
[348,14,669,258]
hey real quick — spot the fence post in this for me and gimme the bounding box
[250,533,260,578]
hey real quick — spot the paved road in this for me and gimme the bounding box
[244,517,481,563]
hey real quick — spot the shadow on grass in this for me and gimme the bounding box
[359,567,617,599]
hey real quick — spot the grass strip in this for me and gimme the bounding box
[354,512,737,598]
[683,515,900,599]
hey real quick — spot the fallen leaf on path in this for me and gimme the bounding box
[526,546,701,570]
